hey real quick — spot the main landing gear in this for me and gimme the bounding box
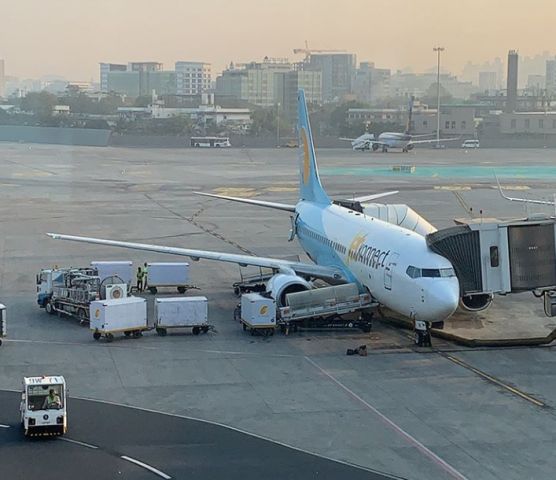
[414,320,432,347]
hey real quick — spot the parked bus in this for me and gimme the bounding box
[190,136,231,148]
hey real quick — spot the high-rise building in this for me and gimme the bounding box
[100,63,127,92]
[0,59,5,98]
[129,62,163,72]
[353,62,391,104]
[175,62,211,95]
[478,71,497,94]
[216,58,291,106]
[307,53,356,102]
[276,68,322,121]
[215,65,248,100]
[506,50,518,113]
[546,59,556,94]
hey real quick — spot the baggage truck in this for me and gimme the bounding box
[240,293,276,336]
[37,267,100,324]
[146,262,190,294]
[154,296,210,336]
[91,261,133,289]
[20,376,67,437]
[89,296,147,342]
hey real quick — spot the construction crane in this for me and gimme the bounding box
[293,41,346,62]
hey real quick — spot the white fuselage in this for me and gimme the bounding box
[295,202,459,322]
[377,132,412,150]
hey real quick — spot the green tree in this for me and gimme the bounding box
[423,83,453,105]
[20,91,58,118]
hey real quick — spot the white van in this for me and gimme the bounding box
[461,139,480,149]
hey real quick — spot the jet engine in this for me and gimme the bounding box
[372,143,380,151]
[266,274,312,307]
[459,293,493,312]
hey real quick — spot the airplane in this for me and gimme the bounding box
[341,97,459,153]
[48,90,462,345]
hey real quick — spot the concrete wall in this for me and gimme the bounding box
[0,126,111,146]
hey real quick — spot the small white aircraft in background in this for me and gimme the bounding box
[341,97,459,153]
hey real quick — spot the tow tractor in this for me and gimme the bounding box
[20,376,67,437]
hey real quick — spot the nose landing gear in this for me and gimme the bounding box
[414,320,432,347]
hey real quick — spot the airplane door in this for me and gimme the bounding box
[384,253,399,291]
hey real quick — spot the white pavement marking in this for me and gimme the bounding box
[58,437,98,449]
[121,456,171,479]
[0,424,10,428]
[304,356,469,480]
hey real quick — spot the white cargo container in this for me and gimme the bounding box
[154,296,209,336]
[91,261,133,287]
[146,262,190,294]
[240,293,276,336]
[89,296,147,342]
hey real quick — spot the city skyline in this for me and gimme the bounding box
[1,0,556,81]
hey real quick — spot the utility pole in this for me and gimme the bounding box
[276,102,281,147]
[433,46,445,148]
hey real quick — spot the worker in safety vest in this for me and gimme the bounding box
[143,262,149,290]
[136,267,144,292]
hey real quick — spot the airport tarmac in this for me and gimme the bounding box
[0,143,555,479]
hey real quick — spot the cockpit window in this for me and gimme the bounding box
[406,266,456,278]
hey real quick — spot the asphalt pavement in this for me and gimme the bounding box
[0,390,394,480]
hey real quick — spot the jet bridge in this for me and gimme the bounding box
[426,216,556,315]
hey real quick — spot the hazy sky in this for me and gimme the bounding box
[1,0,555,80]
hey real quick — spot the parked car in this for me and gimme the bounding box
[461,139,480,149]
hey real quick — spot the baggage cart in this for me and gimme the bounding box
[154,296,211,336]
[240,293,276,336]
[90,296,147,342]
[146,262,191,294]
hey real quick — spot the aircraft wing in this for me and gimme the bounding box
[339,137,356,142]
[46,233,348,282]
[408,137,461,145]
[351,191,399,202]
[195,192,296,212]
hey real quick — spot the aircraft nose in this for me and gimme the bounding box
[427,280,460,321]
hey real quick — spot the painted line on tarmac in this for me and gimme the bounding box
[442,354,547,408]
[304,356,469,480]
[0,424,10,428]
[58,437,99,449]
[121,455,171,479]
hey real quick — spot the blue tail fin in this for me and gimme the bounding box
[298,90,330,204]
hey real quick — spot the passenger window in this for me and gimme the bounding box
[490,246,499,267]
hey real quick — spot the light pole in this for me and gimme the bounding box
[433,46,445,148]
[276,102,281,147]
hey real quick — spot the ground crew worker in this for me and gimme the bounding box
[42,389,61,409]
[136,266,144,292]
[143,262,149,290]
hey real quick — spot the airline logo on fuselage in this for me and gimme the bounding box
[347,233,390,269]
